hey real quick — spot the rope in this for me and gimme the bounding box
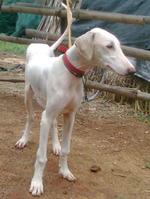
[66,0,72,47]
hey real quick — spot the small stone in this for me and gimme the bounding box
[90,165,101,173]
[145,131,149,134]
[63,191,68,195]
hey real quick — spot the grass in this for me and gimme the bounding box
[145,161,150,169]
[138,113,150,124]
[115,196,128,199]
[0,40,26,55]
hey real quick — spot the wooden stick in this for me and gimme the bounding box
[25,28,75,43]
[1,34,150,61]
[2,5,150,25]
[0,34,54,45]
[26,28,150,61]
[0,78,149,101]
[0,0,3,8]
[121,45,150,61]
[25,28,59,41]
[66,0,72,47]
[86,80,150,101]
[0,78,24,83]
[25,29,150,61]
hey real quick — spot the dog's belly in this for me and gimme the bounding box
[29,78,47,108]
[26,62,50,108]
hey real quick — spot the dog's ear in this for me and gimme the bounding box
[75,31,95,61]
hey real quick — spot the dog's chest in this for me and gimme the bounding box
[63,85,83,113]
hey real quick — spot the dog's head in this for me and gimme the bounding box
[75,28,135,75]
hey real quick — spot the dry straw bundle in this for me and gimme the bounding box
[86,68,150,114]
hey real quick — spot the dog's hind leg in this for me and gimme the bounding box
[15,84,34,148]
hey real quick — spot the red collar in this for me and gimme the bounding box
[63,53,85,78]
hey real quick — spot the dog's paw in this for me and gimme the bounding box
[52,142,61,156]
[59,168,76,181]
[15,137,28,149]
[29,179,43,196]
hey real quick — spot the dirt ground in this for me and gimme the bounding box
[0,52,150,199]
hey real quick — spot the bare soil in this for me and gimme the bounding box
[0,52,150,199]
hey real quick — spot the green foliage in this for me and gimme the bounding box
[138,113,150,124]
[0,41,26,55]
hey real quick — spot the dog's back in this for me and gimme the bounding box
[26,43,55,63]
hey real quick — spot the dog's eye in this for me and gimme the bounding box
[106,43,114,49]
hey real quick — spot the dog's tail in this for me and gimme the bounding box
[50,2,73,52]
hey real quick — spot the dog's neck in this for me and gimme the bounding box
[66,45,93,72]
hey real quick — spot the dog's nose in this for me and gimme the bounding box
[128,66,136,74]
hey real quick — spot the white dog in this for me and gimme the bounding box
[15,27,135,196]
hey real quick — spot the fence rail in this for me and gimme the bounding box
[1,4,150,25]
[0,3,150,100]
[0,77,149,101]
[1,32,150,61]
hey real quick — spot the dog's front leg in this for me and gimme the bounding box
[50,119,61,156]
[29,110,51,196]
[59,112,76,181]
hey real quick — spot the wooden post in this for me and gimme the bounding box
[60,1,67,36]
[0,0,3,9]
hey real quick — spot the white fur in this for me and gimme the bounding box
[15,27,135,196]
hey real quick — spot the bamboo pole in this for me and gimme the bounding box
[2,4,150,25]
[0,77,149,101]
[1,34,150,61]
[121,45,150,61]
[0,78,24,83]
[86,80,150,101]
[66,0,72,47]
[25,29,59,41]
[0,34,54,45]
[25,29,150,61]
[0,0,3,8]
[25,28,73,44]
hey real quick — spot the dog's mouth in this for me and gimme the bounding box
[105,64,127,76]
[105,64,113,71]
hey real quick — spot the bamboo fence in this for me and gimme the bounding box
[0,2,150,109]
